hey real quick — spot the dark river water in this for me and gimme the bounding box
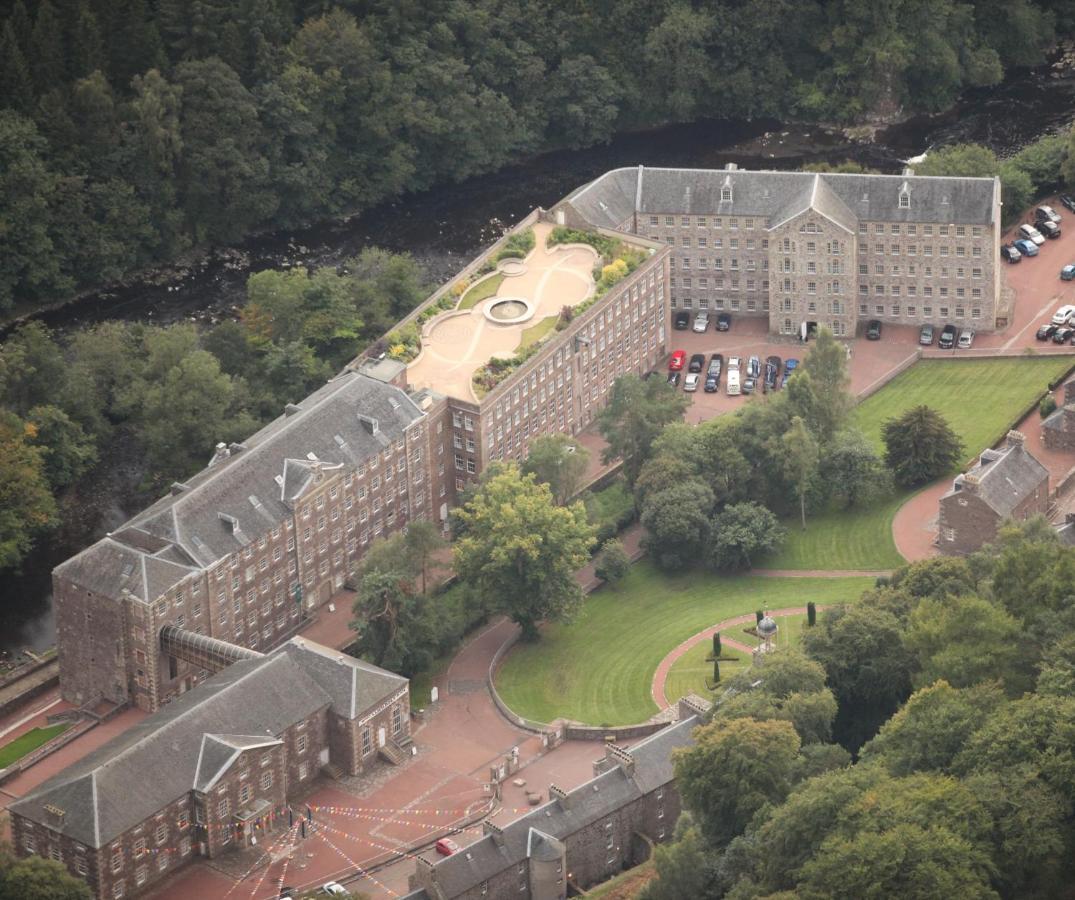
[3,59,1075,656]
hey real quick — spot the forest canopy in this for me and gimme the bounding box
[0,0,1072,313]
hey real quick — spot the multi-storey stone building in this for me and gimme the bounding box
[403,698,708,900]
[9,636,409,900]
[554,165,1002,336]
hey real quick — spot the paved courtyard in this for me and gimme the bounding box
[407,222,598,401]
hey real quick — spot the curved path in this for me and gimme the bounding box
[891,482,945,562]
[651,606,828,710]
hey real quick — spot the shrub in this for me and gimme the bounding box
[594,539,631,586]
[1041,395,1058,418]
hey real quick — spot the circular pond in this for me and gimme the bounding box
[483,297,534,325]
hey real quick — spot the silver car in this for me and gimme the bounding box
[684,373,701,392]
[957,329,975,349]
[692,312,710,333]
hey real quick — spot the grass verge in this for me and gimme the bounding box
[0,724,69,768]
[494,562,872,726]
[458,273,505,310]
[519,316,558,349]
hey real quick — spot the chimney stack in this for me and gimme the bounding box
[962,473,981,494]
[549,784,571,809]
[1006,430,1026,449]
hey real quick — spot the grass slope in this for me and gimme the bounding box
[458,272,505,310]
[495,562,872,725]
[520,316,558,348]
[769,356,1074,570]
[0,724,69,768]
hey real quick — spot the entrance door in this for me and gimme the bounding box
[377,727,386,748]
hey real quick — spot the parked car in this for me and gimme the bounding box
[704,374,719,392]
[727,355,741,372]
[1038,323,1060,341]
[747,355,761,378]
[688,353,706,373]
[1001,244,1022,263]
[1037,205,1062,225]
[919,324,935,345]
[866,319,882,340]
[1054,327,1074,345]
[781,358,799,388]
[1019,223,1046,245]
[1041,220,1061,239]
[684,373,700,392]
[666,371,681,387]
[742,377,756,394]
[764,356,781,390]
[958,329,975,349]
[939,324,957,349]
[726,369,741,395]
[692,311,710,333]
[707,353,723,376]
[673,310,690,330]
[321,883,349,896]
[436,838,460,857]
[1062,194,1075,213]
[1052,305,1075,325]
[669,350,687,370]
[716,312,732,331]
[1014,238,1039,257]
[1062,264,1075,281]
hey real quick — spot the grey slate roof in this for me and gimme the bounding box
[562,166,997,229]
[281,637,407,719]
[9,638,407,848]
[422,717,698,898]
[55,372,425,604]
[943,441,1049,517]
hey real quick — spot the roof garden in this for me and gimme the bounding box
[402,221,654,402]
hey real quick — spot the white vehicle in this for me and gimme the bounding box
[321,883,349,896]
[1052,305,1075,325]
[726,370,741,395]
[1019,223,1046,246]
[684,373,701,392]
[727,356,741,372]
[692,312,710,333]
[957,329,975,349]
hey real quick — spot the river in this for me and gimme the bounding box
[2,59,1074,656]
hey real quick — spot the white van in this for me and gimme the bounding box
[726,370,741,396]
[1052,305,1075,325]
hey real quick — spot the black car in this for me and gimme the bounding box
[939,324,957,349]
[1038,323,1060,341]
[673,310,690,330]
[1001,244,1022,263]
[1054,327,1074,344]
[704,374,719,392]
[666,371,681,387]
[866,319,882,340]
[708,352,723,375]
[688,353,706,374]
[1042,220,1062,239]
[764,355,781,390]
[1062,194,1075,213]
[716,312,732,331]
[742,377,756,395]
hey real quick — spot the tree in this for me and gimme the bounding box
[522,434,590,505]
[348,570,434,677]
[674,717,800,847]
[0,852,92,900]
[0,22,33,114]
[26,405,97,489]
[0,322,66,414]
[904,594,1031,694]
[782,416,818,529]
[882,405,963,487]
[799,327,851,443]
[594,539,630,586]
[821,429,887,508]
[29,1,65,97]
[404,520,446,595]
[708,501,785,571]
[453,465,595,640]
[597,374,689,485]
[640,481,714,570]
[0,412,57,570]
[639,818,719,900]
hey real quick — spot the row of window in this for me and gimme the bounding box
[859,304,982,320]
[648,214,986,239]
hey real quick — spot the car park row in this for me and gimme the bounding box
[666,349,798,395]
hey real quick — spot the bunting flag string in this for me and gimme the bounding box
[307,821,400,898]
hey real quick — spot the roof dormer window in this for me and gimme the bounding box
[898,181,910,209]
[721,185,732,202]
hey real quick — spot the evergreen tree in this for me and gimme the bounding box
[0,22,33,113]
[68,3,106,81]
[30,1,65,97]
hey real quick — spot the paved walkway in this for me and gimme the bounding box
[650,606,823,710]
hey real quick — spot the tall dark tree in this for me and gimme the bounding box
[0,21,33,113]
[68,3,106,81]
[882,405,964,487]
[29,1,65,96]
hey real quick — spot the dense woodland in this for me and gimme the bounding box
[2,0,1074,313]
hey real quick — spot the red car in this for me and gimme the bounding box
[435,838,460,856]
[668,350,687,371]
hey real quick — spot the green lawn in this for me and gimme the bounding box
[766,356,1075,571]
[495,562,872,725]
[851,356,1073,458]
[0,724,69,769]
[458,273,505,310]
[520,316,559,349]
